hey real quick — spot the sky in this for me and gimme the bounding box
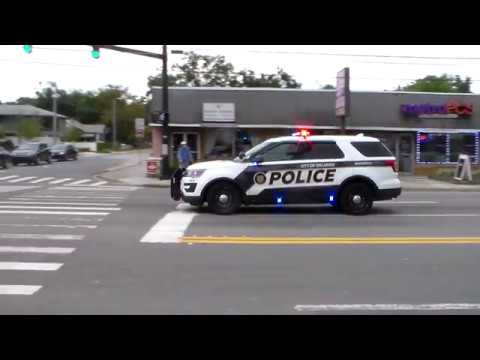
[2,45,480,103]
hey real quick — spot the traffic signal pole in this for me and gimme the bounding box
[161,45,170,179]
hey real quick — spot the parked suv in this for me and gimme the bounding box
[171,132,401,215]
[11,142,52,166]
[51,143,78,161]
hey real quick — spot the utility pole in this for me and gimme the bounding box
[52,93,60,144]
[112,99,117,150]
[161,45,170,178]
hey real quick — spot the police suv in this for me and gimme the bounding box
[171,132,401,215]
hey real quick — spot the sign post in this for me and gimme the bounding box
[335,67,350,134]
[454,154,473,181]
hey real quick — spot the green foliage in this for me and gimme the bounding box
[322,84,335,89]
[97,142,112,153]
[65,128,83,142]
[147,51,301,89]
[398,74,472,93]
[18,119,41,139]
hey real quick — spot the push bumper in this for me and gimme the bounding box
[375,187,402,201]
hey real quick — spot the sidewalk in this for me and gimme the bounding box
[96,152,480,191]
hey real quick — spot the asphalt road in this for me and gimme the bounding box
[1,171,480,314]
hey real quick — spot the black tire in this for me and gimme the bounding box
[46,156,51,164]
[339,182,373,215]
[206,182,241,215]
[1,159,6,169]
[32,156,39,166]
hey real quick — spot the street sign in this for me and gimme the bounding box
[336,68,350,117]
[454,154,473,181]
[135,118,145,138]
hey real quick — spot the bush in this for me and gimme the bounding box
[97,142,112,153]
[65,128,83,142]
[18,119,41,139]
[429,167,480,184]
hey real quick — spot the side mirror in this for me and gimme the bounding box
[251,155,264,164]
[238,151,246,160]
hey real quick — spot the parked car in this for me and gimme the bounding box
[50,143,78,161]
[0,146,13,169]
[11,143,51,166]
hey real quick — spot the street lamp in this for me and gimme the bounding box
[52,93,60,144]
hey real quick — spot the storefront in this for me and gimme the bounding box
[150,87,480,175]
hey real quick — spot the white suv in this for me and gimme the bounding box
[171,133,401,215]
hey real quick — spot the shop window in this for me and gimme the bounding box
[206,129,234,159]
[418,133,448,163]
[449,133,476,163]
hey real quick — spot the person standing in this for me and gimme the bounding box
[177,140,193,169]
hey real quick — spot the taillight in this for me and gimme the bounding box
[384,159,398,172]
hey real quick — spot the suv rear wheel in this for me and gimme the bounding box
[207,182,241,215]
[340,183,373,215]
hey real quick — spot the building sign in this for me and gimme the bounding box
[135,118,145,138]
[335,67,350,117]
[401,102,473,118]
[203,103,235,122]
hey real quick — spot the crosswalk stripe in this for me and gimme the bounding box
[0,201,119,206]
[0,246,75,254]
[89,181,108,186]
[49,178,72,184]
[0,205,121,211]
[53,186,136,192]
[0,175,19,181]
[0,285,42,295]
[8,177,37,183]
[29,177,55,184]
[67,179,92,185]
[0,262,62,271]
[0,210,109,216]
[0,224,97,229]
[0,233,84,240]
[11,195,124,199]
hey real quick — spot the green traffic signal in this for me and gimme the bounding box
[23,45,32,54]
[91,47,100,59]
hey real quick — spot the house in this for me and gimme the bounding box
[65,118,106,142]
[0,104,67,145]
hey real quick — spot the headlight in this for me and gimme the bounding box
[59,152,65,155]
[186,169,205,178]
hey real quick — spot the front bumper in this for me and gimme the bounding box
[12,156,34,163]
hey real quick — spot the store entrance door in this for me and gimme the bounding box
[398,134,414,174]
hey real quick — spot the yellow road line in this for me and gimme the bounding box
[181,236,480,245]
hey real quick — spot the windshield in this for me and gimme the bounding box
[234,140,272,161]
[17,144,37,151]
[52,145,67,151]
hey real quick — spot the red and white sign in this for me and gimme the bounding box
[336,68,350,117]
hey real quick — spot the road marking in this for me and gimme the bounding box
[0,285,42,295]
[378,214,480,217]
[29,177,55,184]
[0,205,121,211]
[67,179,93,186]
[8,177,37,183]
[89,181,108,186]
[0,201,119,206]
[294,304,480,312]
[0,175,19,181]
[0,210,109,216]
[48,178,73,185]
[53,186,137,192]
[0,233,84,240]
[13,195,124,199]
[141,204,197,243]
[181,236,480,245]
[0,224,97,229]
[380,201,438,204]
[0,262,62,271]
[0,246,75,254]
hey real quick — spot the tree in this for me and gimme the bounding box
[147,51,301,90]
[321,84,335,89]
[398,74,472,93]
[18,119,41,140]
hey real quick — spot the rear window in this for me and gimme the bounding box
[351,141,393,157]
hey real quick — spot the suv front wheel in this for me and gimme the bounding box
[340,183,373,215]
[207,182,241,215]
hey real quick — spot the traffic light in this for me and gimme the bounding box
[91,46,100,59]
[23,45,32,54]
[160,112,169,128]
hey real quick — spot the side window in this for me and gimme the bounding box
[300,142,345,160]
[260,143,298,162]
[351,141,393,157]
